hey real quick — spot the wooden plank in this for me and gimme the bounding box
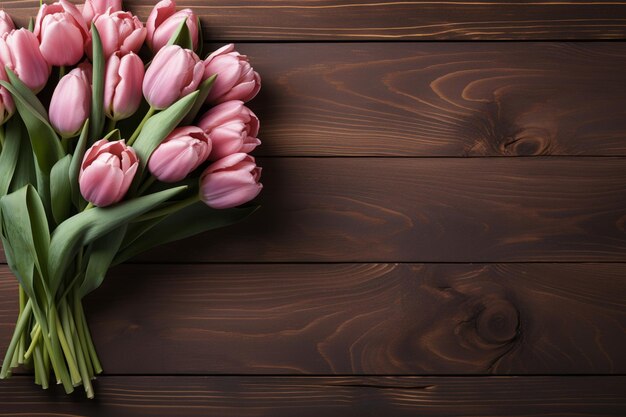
[6,1,626,40]
[2,263,624,374]
[0,376,625,415]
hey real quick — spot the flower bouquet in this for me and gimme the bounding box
[0,0,262,398]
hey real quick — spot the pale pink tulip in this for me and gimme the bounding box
[198,100,260,160]
[49,65,91,137]
[146,0,199,53]
[79,139,138,207]
[81,0,122,22]
[199,153,262,209]
[0,11,15,34]
[34,0,89,66]
[142,45,203,109]
[0,29,50,92]
[104,51,144,120]
[203,44,261,104]
[86,9,146,59]
[148,126,211,182]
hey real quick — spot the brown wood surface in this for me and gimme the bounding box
[7,0,626,40]
[2,263,625,374]
[1,376,625,416]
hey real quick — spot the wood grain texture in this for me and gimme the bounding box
[245,42,626,156]
[2,263,624,374]
[6,0,626,40]
[1,376,625,416]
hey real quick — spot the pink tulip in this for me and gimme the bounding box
[87,9,146,59]
[0,29,50,92]
[142,45,203,109]
[198,100,260,160]
[0,67,14,125]
[81,0,122,22]
[104,51,144,120]
[34,0,89,66]
[199,153,262,209]
[49,64,91,137]
[146,0,199,53]
[203,44,261,104]
[79,139,138,207]
[148,126,211,182]
[0,11,15,34]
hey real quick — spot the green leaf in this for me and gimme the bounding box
[5,69,48,120]
[48,186,187,293]
[69,120,89,208]
[102,128,121,142]
[79,225,126,298]
[0,185,50,299]
[114,202,259,265]
[9,122,36,192]
[196,16,203,56]
[90,24,105,142]
[0,117,22,198]
[50,155,72,225]
[180,74,216,126]
[166,18,193,50]
[132,91,198,172]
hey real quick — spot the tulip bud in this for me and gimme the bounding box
[0,29,51,93]
[148,126,211,183]
[146,0,199,53]
[0,68,15,125]
[86,9,146,59]
[199,153,262,209]
[104,51,144,121]
[198,100,260,160]
[79,139,138,207]
[49,65,91,137]
[142,45,203,110]
[203,44,261,104]
[34,0,90,66]
[81,0,122,22]
[0,11,15,35]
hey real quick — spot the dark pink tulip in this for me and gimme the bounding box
[198,100,260,160]
[49,64,91,137]
[104,51,144,120]
[199,153,262,209]
[0,29,51,92]
[203,44,261,104]
[142,45,203,109]
[79,139,138,207]
[87,9,146,59]
[148,126,211,183]
[146,0,199,53]
[34,0,89,66]
[81,0,122,22]
[0,11,15,34]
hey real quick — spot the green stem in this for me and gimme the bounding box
[75,296,102,374]
[17,286,27,364]
[24,323,41,360]
[58,65,66,79]
[105,118,117,133]
[33,344,48,389]
[0,300,32,379]
[136,194,200,222]
[137,175,157,195]
[127,106,156,147]
[84,202,95,211]
[53,307,81,385]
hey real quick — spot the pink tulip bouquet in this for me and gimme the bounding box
[0,0,262,398]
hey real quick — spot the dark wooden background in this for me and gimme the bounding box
[1,0,626,415]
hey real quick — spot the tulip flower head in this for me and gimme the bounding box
[104,51,144,121]
[79,139,138,207]
[0,29,50,92]
[34,0,90,66]
[146,0,199,53]
[49,64,91,137]
[198,100,260,160]
[142,44,203,109]
[0,11,15,35]
[81,0,122,23]
[148,126,211,183]
[203,44,261,104]
[199,153,262,209]
[87,9,146,59]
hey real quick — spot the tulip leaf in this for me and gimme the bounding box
[102,128,121,142]
[196,16,203,56]
[79,225,126,298]
[69,120,89,208]
[113,202,259,265]
[90,24,105,142]
[48,186,187,293]
[5,69,48,120]
[132,91,199,172]
[10,123,36,192]
[166,18,193,51]
[50,155,72,225]
[0,117,23,198]
[181,74,216,126]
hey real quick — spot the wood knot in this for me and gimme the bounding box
[476,300,519,345]
[501,127,553,156]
